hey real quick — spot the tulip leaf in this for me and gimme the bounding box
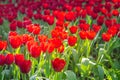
[1,69,10,76]
[30,75,37,80]
[72,48,79,63]
[64,70,77,80]
[98,65,104,80]
[86,15,92,25]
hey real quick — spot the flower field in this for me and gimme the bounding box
[0,0,120,80]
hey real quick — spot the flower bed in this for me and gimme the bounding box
[0,0,120,80]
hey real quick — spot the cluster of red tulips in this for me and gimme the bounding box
[0,0,120,80]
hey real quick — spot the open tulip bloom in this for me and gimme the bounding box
[0,0,120,80]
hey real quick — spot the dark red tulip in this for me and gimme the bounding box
[5,53,14,65]
[0,54,5,66]
[19,60,32,74]
[51,58,66,72]
[15,54,25,66]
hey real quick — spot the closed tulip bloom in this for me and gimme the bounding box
[19,60,32,74]
[30,44,41,58]
[51,58,66,72]
[69,26,78,34]
[40,42,48,53]
[112,9,119,16]
[0,40,7,51]
[9,35,22,49]
[92,24,101,32]
[5,53,14,65]
[8,31,17,36]
[102,33,111,42]
[87,30,96,40]
[15,54,25,66]
[79,30,87,40]
[38,35,48,42]
[0,54,5,66]
[47,43,55,54]
[0,17,3,25]
[32,25,41,35]
[68,36,77,46]
[9,20,17,31]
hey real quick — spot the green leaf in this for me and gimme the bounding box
[103,68,112,80]
[72,49,79,63]
[80,58,96,73]
[81,58,96,66]
[86,15,92,25]
[97,65,104,80]
[1,69,10,76]
[30,75,37,80]
[44,61,50,77]
[64,70,77,80]
[113,61,120,69]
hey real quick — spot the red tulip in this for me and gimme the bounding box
[32,24,41,35]
[102,33,112,42]
[46,16,54,25]
[15,54,25,66]
[42,3,49,9]
[51,58,66,72]
[33,13,42,20]
[40,42,48,53]
[8,31,17,36]
[56,11,65,21]
[26,40,38,52]
[105,19,112,28]
[69,26,78,34]
[26,24,34,33]
[23,19,32,28]
[57,44,64,53]
[0,17,3,25]
[38,35,48,42]
[9,35,22,49]
[92,24,101,32]
[112,9,119,16]
[0,40,7,51]
[51,29,60,38]
[47,43,55,54]
[97,16,104,25]
[79,23,89,31]
[68,36,77,46]
[101,8,108,15]
[19,60,32,74]
[9,20,17,31]
[87,30,96,40]
[80,9,87,18]
[65,11,76,21]
[75,6,81,12]
[79,20,86,24]
[59,31,68,40]
[5,53,14,65]
[79,30,87,40]
[44,9,50,15]
[17,20,23,28]
[30,44,41,58]
[56,20,64,27]
[0,54,5,66]
[52,38,62,48]
[107,26,118,36]
[22,34,34,44]
[64,4,73,11]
